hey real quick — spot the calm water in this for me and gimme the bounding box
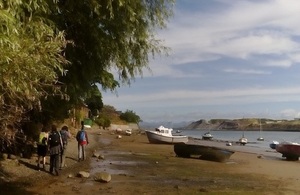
[174,130,300,149]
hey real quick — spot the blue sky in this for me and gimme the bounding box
[102,0,300,122]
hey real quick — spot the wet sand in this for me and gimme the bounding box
[2,128,300,194]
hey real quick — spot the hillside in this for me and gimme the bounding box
[184,118,300,131]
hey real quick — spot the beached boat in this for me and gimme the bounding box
[239,131,248,145]
[269,140,279,149]
[257,119,264,141]
[174,143,235,162]
[202,132,213,140]
[125,129,132,136]
[275,141,300,160]
[145,126,188,144]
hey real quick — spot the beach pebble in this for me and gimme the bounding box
[77,171,90,178]
[94,172,111,183]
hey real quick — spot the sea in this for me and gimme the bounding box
[173,129,300,150]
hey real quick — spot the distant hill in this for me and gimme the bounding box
[183,118,300,131]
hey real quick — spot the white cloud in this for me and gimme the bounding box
[223,68,271,75]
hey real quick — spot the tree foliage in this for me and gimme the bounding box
[44,0,174,114]
[0,0,174,140]
[0,0,68,132]
[120,110,141,124]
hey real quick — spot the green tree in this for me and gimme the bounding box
[40,0,174,119]
[0,1,68,133]
[120,110,141,124]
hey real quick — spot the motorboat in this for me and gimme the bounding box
[275,141,300,161]
[145,126,188,144]
[174,143,235,162]
[269,140,279,149]
[202,132,213,140]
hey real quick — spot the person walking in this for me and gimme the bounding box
[59,125,71,169]
[76,121,89,161]
[48,125,63,176]
[37,127,49,171]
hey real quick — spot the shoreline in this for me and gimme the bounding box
[1,128,300,194]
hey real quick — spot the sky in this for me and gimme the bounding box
[102,0,300,123]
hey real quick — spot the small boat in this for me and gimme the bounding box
[202,132,213,140]
[276,141,300,160]
[239,131,248,145]
[269,140,279,149]
[176,130,182,133]
[145,126,188,144]
[125,129,132,136]
[257,119,264,141]
[174,143,235,162]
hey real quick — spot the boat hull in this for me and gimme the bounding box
[145,130,188,144]
[174,143,235,162]
[276,142,300,160]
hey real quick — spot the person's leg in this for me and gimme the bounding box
[49,155,54,174]
[42,156,46,169]
[54,154,59,176]
[37,155,41,170]
[82,144,86,160]
[78,143,82,161]
[61,145,67,168]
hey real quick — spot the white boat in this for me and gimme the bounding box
[257,119,264,141]
[145,126,188,144]
[202,132,213,140]
[239,131,247,145]
[125,129,132,136]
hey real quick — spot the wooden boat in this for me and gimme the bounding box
[174,143,235,162]
[257,119,264,141]
[145,126,188,144]
[276,141,300,160]
[202,132,213,140]
[269,140,279,149]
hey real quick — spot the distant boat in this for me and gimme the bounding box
[174,143,235,162]
[276,141,300,161]
[257,119,264,141]
[239,131,248,145]
[269,140,279,149]
[145,126,188,144]
[202,132,213,140]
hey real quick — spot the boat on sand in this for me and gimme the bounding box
[202,132,213,140]
[239,131,248,145]
[269,140,279,149]
[174,143,235,162]
[275,141,300,161]
[145,126,188,144]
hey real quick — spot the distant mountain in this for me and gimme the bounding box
[140,118,300,131]
[139,121,191,130]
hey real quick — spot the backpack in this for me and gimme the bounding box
[48,131,61,147]
[78,130,86,142]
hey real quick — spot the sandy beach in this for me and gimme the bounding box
[1,128,300,194]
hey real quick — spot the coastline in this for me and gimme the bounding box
[1,128,300,194]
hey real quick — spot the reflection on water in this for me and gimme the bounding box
[176,130,300,149]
